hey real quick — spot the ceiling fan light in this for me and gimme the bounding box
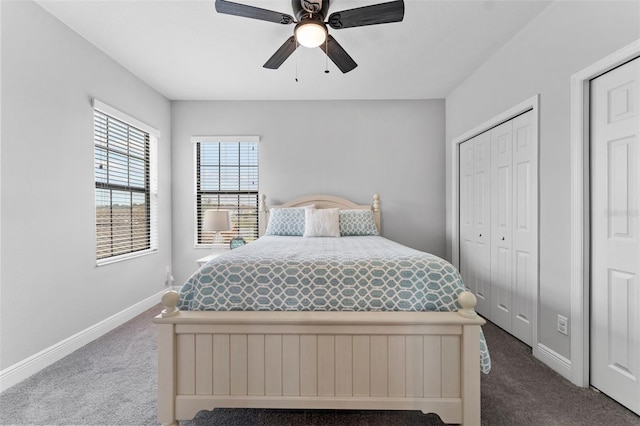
[295,22,327,48]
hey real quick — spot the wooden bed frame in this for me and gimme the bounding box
[155,194,485,425]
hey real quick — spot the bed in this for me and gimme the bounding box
[155,194,487,425]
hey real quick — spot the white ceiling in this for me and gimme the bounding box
[36,0,551,101]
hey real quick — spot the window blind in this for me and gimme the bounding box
[196,141,259,245]
[94,109,152,260]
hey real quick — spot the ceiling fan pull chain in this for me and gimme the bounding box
[295,39,300,82]
[324,37,330,74]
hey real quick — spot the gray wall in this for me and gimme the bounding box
[171,100,445,286]
[445,1,639,361]
[0,1,172,368]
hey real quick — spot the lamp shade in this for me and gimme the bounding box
[203,210,231,232]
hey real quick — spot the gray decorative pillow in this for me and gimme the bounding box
[339,209,379,236]
[264,208,306,236]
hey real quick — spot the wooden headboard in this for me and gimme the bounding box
[258,194,381,236]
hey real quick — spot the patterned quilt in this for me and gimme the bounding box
[178,235,491,373]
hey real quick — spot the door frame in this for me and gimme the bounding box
[570,39,640,388]
[450,94,539,349]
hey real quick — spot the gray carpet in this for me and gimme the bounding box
[0,305,638,426]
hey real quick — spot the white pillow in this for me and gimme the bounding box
[304,208,340,237]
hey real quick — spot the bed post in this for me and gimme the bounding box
[160,291,180,318]
[462,322,482,425]
[157,318,177,426]
[457,290,482,425]
[157,323,177,426]
[157,291,179,425]
[457,291,478,319]
[372,193,381,233]
[258,194,268,236]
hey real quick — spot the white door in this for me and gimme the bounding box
[473,132,492,318]
[459,138,476,296]
[459,110,537,345]
[491,120,514,333]
[510,111,535,346]
[459,133,491,319]
[591,56,640,414]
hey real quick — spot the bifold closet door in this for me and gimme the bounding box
[459,133,491,319]
[490,121,514,333]
[459,139,476,297]
[489,111,535,346]
[510,111,535,346]
[473,133,492,318]
[459,110,536,346]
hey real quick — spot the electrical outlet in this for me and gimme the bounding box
[557,315,568,336]
[164,266,174,287]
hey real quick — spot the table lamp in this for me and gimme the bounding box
[203,210,231,250]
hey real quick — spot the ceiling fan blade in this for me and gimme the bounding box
[319,35,357,73]
[263,36,298,69]
[327,0,404,29]
[215,0,294,25]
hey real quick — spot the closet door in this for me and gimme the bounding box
[490,120,514,333]
[459,110,537,343]
[473,132,491,318]
[459,134,491,319]
[459,139,476,296]
[510,111,535,346]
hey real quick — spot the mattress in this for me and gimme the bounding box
[178,235,491,373]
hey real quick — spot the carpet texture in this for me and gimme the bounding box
[0,305,638,425]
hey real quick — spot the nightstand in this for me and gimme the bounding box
[196,251,226,267]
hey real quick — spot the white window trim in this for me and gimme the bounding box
[93,99,161,266]
[93,99,161,138]
[192,136,260,249]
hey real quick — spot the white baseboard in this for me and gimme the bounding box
[534,343,573,382]
[0,289,166,392]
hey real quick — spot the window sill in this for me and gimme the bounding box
[96,248,158,267]
[194,243,229,250]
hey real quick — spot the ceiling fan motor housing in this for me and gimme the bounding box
[293,0,329,21]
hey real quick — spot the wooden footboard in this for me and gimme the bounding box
[154,292,484,426]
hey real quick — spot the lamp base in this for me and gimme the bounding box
[211,232,225,252]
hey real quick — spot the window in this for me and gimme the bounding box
[94,100,159,263]
[195,137,259,246]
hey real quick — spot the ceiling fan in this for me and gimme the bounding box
[215,0,405,73]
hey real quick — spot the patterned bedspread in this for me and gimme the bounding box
[178,235,491,373]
